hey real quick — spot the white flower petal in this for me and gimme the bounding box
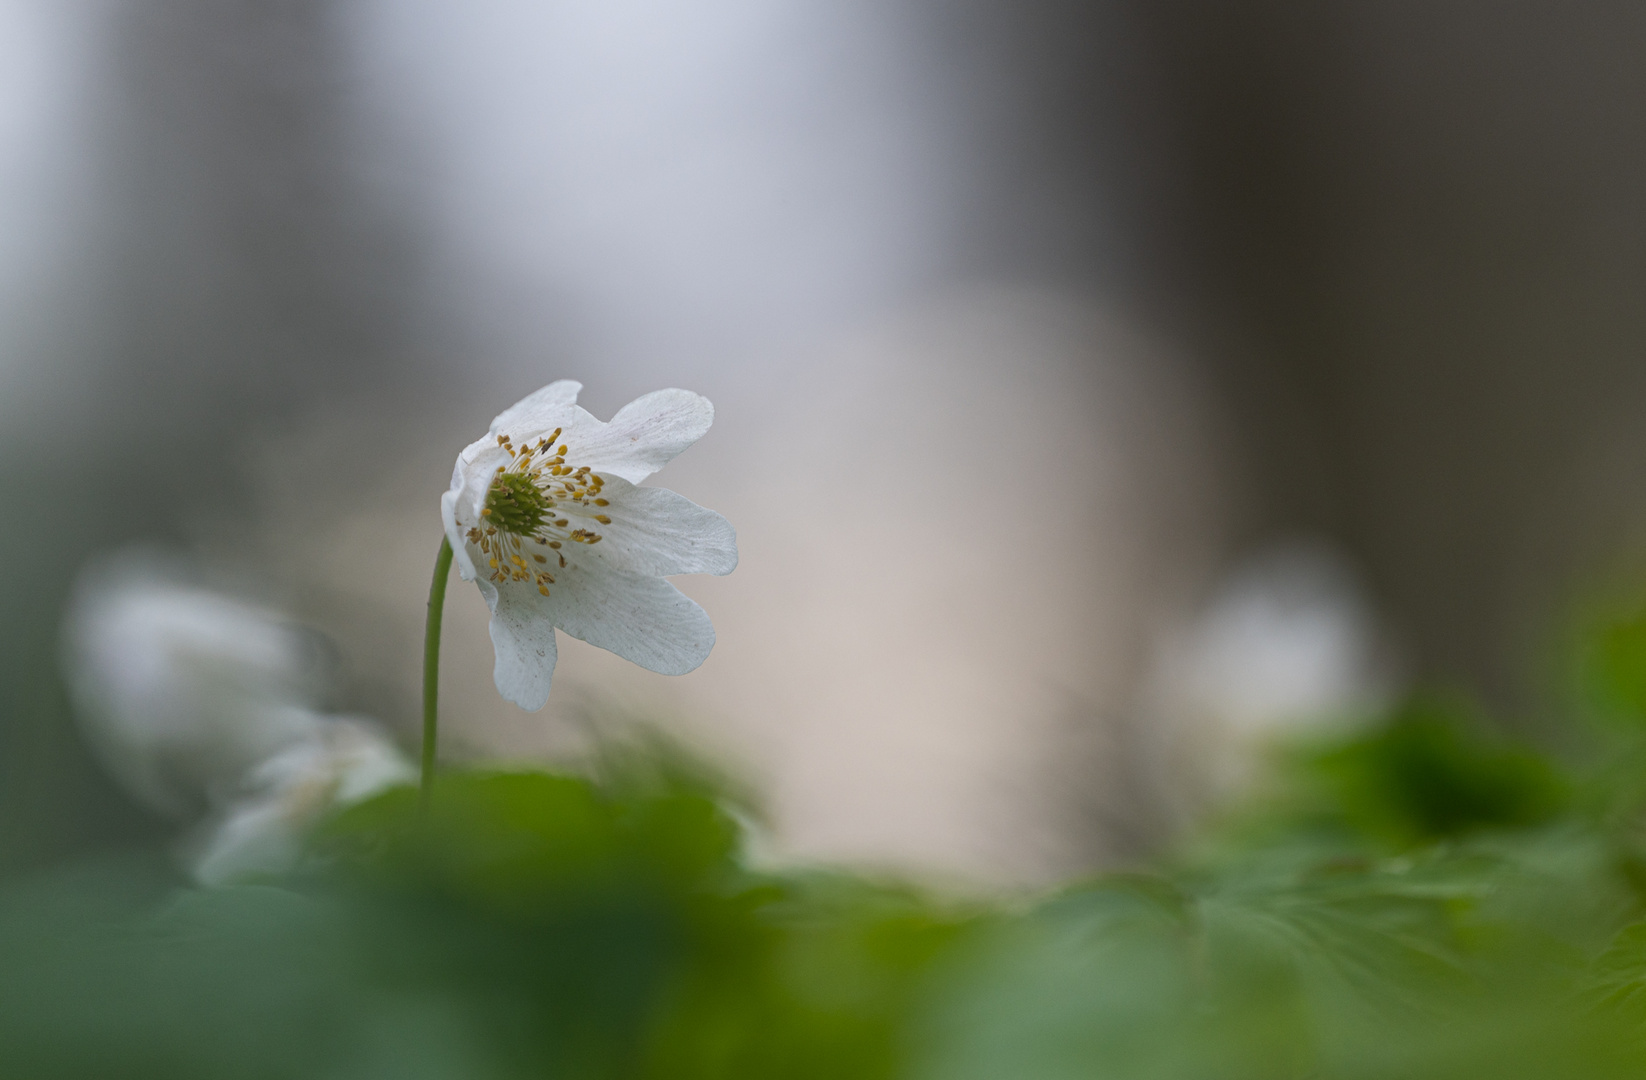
[488,379,583,436]
[191,795,304,886]
[452,438,511,496]
[481,577,561,711]
[444,440,515,582]
[191,716,414,884]
[571,388,715,484]
[550,567,715,676]
[587,477,738,577]
[440,487,479,582]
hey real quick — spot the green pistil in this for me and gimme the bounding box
[485,470,553,535]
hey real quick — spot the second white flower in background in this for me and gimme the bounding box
[63,552,416,884]
[441,380,738,711]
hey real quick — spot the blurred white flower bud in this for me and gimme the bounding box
[1144,541,1401,816]
[63,552,331,818]
[190,717,414,886]
[62,549,413,882]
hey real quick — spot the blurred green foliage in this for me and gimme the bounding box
[0,760,970,1079]
[14,631,1646,1075]
[1307,694,1570,847]
[1579,599,1646,726]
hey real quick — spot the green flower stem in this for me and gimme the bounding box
[422,536,454,801]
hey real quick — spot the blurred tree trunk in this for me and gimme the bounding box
[951,0,1646,718]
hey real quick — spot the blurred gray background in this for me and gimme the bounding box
[3,0,1646,884]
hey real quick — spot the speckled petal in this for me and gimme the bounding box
[571,389,715,484]
[584,477,737,578]
[487,379,584,437]
[479,577,561,711]
[548,566,715,676]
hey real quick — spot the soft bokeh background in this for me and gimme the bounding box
[3,0,1646,886]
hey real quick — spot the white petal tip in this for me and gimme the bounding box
[646,628,716,677]
[502,688,552,712]
[489,380,584,435]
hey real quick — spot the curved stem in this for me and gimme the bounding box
[421,536,454,802]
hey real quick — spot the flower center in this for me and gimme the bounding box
[467,429,614,596]
[484,470,553,536]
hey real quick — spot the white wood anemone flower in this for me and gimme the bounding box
[441,381,738,711]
